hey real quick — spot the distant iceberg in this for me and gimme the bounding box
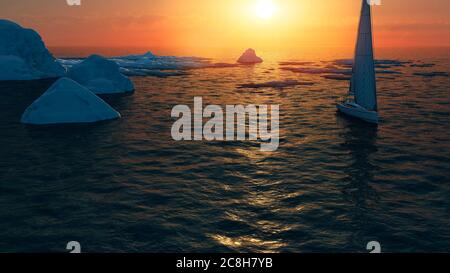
[114,51,156,60]
[0,20,65,81]
[237,49,263,64]
[21,78,121,125]
[67,55,134,94]
[111,53,209,71]
[58,52,238,76]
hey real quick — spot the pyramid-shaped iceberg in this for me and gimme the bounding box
[21,78,121,125]
[237,48,263,64]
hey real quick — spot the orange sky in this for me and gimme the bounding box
[1,0,449,57]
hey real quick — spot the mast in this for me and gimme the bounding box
[350,0,377,111]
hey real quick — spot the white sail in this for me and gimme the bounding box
[350,0,377,111]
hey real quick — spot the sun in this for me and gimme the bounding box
[255,0,277,20]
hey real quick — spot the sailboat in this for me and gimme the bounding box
[337,0,378,124]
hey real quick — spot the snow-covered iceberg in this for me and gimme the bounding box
[21,78,121,125]
[67,55,134,94]
[0,20,64,81]
[237,49,263,64]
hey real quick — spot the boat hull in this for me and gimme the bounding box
[337,102,379,124]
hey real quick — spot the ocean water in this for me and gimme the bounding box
[0,52,449,253]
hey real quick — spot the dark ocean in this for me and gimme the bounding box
[0,49,449,253]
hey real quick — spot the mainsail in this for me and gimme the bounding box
[350,0,377,111]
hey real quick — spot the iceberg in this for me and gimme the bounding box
[21,78,121,125]
[67,55,134,94]
[115,51,156,60]
[0,20,65,81]
[59,53,237,76]
[111,54,209,71]
[0,55,37,81]
[237,49,263,64]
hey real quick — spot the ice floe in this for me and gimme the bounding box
[0,20,65,81]
[21,78,121,125]
[67,55,134,94]
[59,53,239,77]
[111,53,209,70]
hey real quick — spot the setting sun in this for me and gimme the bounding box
[255,0,277,19]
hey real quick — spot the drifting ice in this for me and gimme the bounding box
[67,55,134,94]
[237,49,263,64]
[0,20,64,81]
[21,78,121,125]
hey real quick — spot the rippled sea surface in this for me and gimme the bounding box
[0,54,449,253]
